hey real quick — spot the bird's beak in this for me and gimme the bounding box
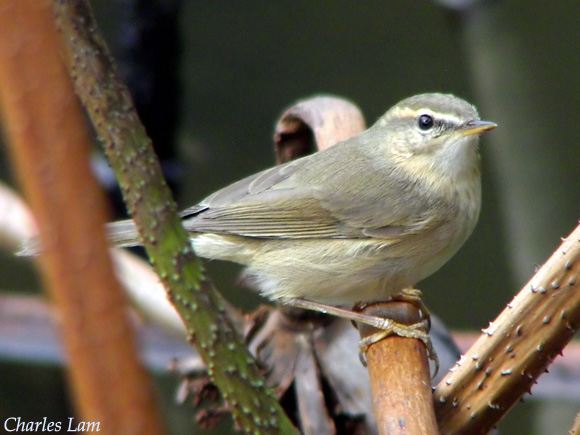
[459,120,497,136]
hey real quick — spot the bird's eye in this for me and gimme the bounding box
[418,114,434,131]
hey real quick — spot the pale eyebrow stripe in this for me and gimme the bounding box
[389,107,463,125]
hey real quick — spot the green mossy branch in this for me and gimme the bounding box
[51,1,297,433]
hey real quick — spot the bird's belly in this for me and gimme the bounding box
[192,233,463,306]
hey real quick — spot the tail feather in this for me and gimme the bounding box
[105,219,143,248]
[17,219,143,257]
[17,237,41,257]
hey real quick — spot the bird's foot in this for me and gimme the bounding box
[357,316,437,373]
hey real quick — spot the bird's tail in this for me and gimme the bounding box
[105,219,143,248]
[16,236,42,257]
[18,219,143,257]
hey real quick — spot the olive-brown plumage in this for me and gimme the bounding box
[106,93,496,306]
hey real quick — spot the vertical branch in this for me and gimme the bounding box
[0,1,164,433]
[358,303,438,435]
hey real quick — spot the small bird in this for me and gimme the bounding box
[107,93,495,316]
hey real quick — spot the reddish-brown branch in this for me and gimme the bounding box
[358,302,439,435]
[0,1,164,432]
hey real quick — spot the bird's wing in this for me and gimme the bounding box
[180,158,360,238]
[180,144,430,240]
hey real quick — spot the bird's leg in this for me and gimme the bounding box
[282,297,437,372]
[281,297,402,329]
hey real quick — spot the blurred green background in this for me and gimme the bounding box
[1,1,579,433]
